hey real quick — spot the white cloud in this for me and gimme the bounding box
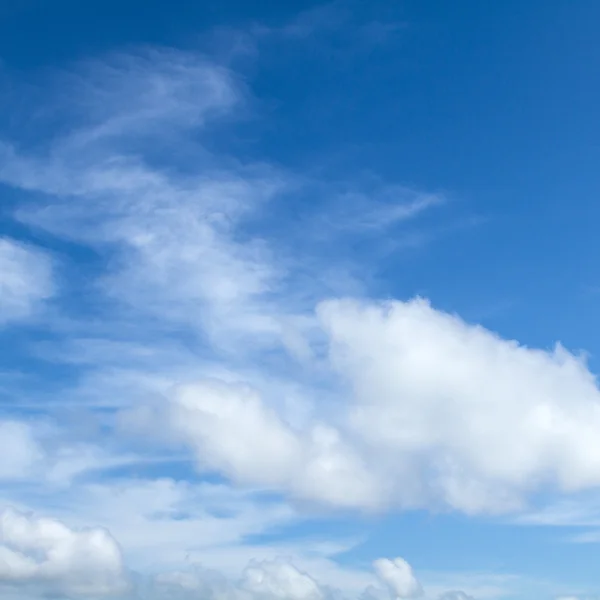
[373,558,422,600]
[140,294,600,517]
[162,294,600,515]
[179,540,375,598]
[0,238,53,324]
[145,295,600,517]
[170,379,384,509]
[148,568,239,600]
[171,380,301,487]
[241,559,324,600]
[317,297,600,514]
[0,508,129,597]
[141,556,476,600]
[331,187,444,233]
[142,560,328,600]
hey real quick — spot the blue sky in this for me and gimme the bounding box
[1,2,600,600]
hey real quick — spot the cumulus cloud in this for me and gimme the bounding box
[318,297,600,513]
[373,558,422,600]
[143,556,472,600]
[160,295,600,516]
[0,508,129,597]
[147,568,240,600]
[241,559,324,600]
[0,238,53,324]
[170,379,384,509]
[142,560,327,600]
[164,295,600,515]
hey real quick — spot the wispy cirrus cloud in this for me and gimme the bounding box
[251,1,406,48]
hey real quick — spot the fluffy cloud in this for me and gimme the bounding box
[373,558,422,599]
[318,298,600,513]
[170,379,384,509]
[146,561,332,600]
[0,508,129,597]
[167,296,600,516]
[241,559,324,600]
[147,568,240,600]
[0,238,53,324]
[143,556,472,600]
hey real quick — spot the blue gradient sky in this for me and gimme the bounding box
[1,2,600,600]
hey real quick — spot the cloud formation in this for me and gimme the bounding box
[373,558,423,599]
[162,297,600,516]
[241,559,324,600]
[137,555,469,600]
[0,508,129,597]
[319,298,600,513]
[170,379,383,509]
[0,37,593,600]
